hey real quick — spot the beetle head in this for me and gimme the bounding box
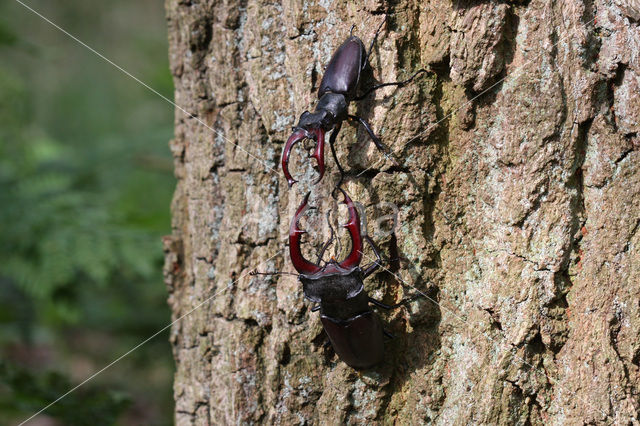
[297,110,332,129]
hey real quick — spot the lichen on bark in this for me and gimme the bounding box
[164,0,640,423]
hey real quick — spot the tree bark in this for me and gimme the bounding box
[164,0,640,424]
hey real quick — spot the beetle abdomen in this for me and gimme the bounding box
[321,311,384,369]
[318,36,367,100]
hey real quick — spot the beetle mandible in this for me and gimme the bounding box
[281,18,427,187]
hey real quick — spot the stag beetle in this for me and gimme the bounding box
[281,19,427,187]
[286,188,401,369]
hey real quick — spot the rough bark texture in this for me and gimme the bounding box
[164,0,640,424]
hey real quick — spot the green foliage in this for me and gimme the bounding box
[0,361,130,425]
[0,62,167,324]
[0,2,175,424]
[0,20,17,46]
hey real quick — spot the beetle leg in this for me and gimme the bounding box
[365,16,387,63]
[289,193,322,275]
[383,329,395,339]
[327,122,347,197]
[353,69,429,101]
[311,305,321,312]
[362,235,382,278]
[347,114,388,154]
[369,295,421,309]
[316,211,335,264]
[368,297,393,309]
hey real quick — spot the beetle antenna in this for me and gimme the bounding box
[349,24,356,37]
[250,270,298,277]
[330,171,346,200]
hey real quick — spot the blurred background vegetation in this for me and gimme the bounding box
[0,1,175,424]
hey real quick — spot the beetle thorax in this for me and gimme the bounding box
[315,92,348,123]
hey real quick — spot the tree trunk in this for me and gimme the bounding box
[163,0,639,423]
